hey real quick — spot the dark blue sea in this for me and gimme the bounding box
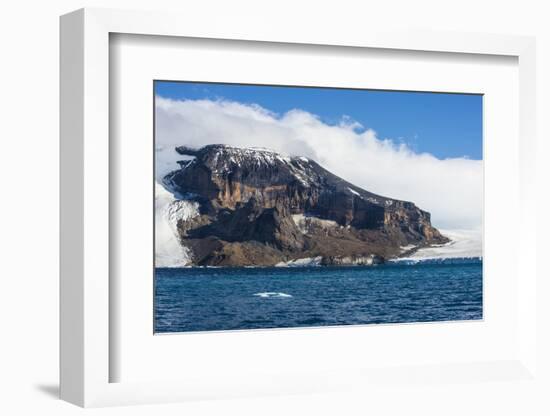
[154,258,482,333]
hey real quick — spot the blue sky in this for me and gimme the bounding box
[155,81,483,160]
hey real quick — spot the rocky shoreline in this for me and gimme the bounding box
[157,241,453,268]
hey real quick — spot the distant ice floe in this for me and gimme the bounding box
[395,228,482,262]
[155,182,199,267]
[253,292,293,298]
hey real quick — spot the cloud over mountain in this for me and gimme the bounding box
[155,97,482,230]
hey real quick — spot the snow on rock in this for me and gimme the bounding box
[207,145,292,174]
[292,214,339,234]
[165,199,200,224]
[347,187,360,197]
[275,257,322,267]
[155,182,199,267]
[400,244,417,253]
[291,214,309,234]
[178,144,320,188]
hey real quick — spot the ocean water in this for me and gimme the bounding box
[154,258,482,333]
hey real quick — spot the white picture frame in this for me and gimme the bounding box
[60,7,538,407]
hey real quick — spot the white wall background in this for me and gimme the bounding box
[0,1,548,415]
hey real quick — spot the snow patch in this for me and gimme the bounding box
[291,214,308,233]
[207,146,294,175]
[275,256,322,267]
[292,214,338,234]
[165,199,200,224]
[347,187,360,197]
[400,244,417,253]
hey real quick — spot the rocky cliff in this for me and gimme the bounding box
[160,144,448,266]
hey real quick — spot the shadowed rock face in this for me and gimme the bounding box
[163,144,448,266]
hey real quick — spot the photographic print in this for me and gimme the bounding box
[154,81,483,333]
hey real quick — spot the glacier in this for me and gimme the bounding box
[395,228,482,262]
[155,181,199,267]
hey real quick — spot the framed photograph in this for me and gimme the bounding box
[153,81,483,334]
[60,8,538,407]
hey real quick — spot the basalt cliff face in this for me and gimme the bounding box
[160,144,448,267]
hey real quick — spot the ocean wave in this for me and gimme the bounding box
[253,292,293,298]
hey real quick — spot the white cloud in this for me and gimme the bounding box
[155,97,482,230]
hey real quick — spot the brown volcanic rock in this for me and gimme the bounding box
[163,144,448,266]
[186,197,305,252]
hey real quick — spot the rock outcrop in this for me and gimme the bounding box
[161,144,448,266]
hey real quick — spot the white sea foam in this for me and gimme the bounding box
[253,292,293,298]
[395,228,482,262]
